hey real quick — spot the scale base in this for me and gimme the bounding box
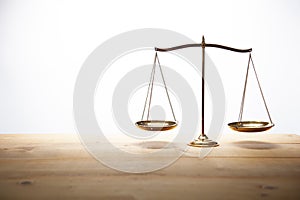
[189,134,219,147]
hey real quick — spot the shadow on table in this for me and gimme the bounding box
[134,141,175,149]
[232,141,280,150]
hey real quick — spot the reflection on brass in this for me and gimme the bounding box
[188,134,219,147]
[135,120,177,131]
[228,121,274,132]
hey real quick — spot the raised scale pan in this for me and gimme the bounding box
[135,120,178,131]
[228,121,274,132]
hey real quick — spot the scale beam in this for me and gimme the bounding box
[155,43,252,53]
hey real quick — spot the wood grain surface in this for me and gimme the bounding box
[0,133,299,200]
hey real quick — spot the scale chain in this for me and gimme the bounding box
[250,55,273,124]
[141,52,157,120]
[238,53,273,124]
[156,53,177,121]
[141,52,177,122]
[146,53,157,120]
[238,53,251,122]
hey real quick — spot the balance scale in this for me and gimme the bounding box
[135,36,274,147]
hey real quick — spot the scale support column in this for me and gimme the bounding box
[188,36,219,147]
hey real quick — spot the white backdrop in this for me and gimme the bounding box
[0,0,299,134]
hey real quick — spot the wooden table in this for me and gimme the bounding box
[0,133,299,200]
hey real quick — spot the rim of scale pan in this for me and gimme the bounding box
[228,121,274,132]
[135,120,178,131]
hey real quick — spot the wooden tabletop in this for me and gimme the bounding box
[0,133,299,200]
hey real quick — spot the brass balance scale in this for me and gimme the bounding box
[135,36,274,147]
